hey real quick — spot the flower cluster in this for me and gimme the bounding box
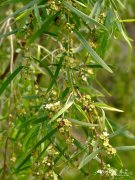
[48,0,61,11]
[79,67,94,82]
[57,118,72,133]
[66,22,75,32]
[42,101,60,112]
[79,94,95,112]
[97,164,117,178]
[32,145,58,178]
[99,131,116,155]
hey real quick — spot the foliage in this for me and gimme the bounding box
[0,0,134,179]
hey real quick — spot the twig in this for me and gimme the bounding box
[2,18,14,180]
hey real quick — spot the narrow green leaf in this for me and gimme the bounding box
[116,21,132,48]
[15,129,57,170]
[32,57,57,86]
[61,0,106,30]
[49,100,73,124]
[74,103,89,122]
[90,0,102,20]
[68,118,98,127]
[74,30,113,73]
[23,95,39,99]
[119,19,135,22]
[0,66,23,96]
[34,1,41,28]
[15,154,31,170]
[47,56,64,93]
[0,1,34,24]
[109,127,126,138]
[95,79,111,96]
[123,130,135,140]
[53,171,58,180]
[16,10,30,21]
[94,102,123,112]
[73,0,86,8]
[116,146,135,151]
[32,128,57,151]
[78,149,100,169]
[116,0,125,9]
[60,87,70,99]
[23,126,39,152]
[19,116,47,128]
[27,12,59,44]
[0,29,18,38]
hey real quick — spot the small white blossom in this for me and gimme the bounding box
[45,103,54,109]
[82,75,87,82]
[103,131,109,137]
[97,169,103,174]
[109,168,117,176]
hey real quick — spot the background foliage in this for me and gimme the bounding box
[0,0,135,179]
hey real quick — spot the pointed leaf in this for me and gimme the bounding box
[61,0,106,29]
[116,146,135,151]
[79,149,100,169]
[74,103,89,122]
[0,66,23,96]
[49,100,73,124]
[94,102,123,112]
[74,30,113,73]
[68,118,98,127]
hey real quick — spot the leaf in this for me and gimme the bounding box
[68,118,98,127]
[60,87,70,99]
[27,12,59,44]
[15,154,31,170]
[118,19,135,23]
[23,95,39,99]
[73,0,86,8]
[0,0,28,6]
[0,66,23,96]
[123,130,135,140]
[0,29,18,38]
[116,146,135,151]
[116,0,125,9]
[34,1,41,28]
[23,126,39,152]
[49,100,73,124]
[74,30,113,73]
[78,149,100,169]
[94,102,123,112]
[0,1,34,25]
[79,86,104,97]
[74,103,89,122]
[95,79,111,96]
[53,171,58,180]
[32,57,57,86]
[61,0,106,30]
[109,127,126,138]
[90,0,103,20]
[47,56,64,93]
[116,20,132,48]
[19,116,47,128]
[32,128,57,151]
[15,128,57,170]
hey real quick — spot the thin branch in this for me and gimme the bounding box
[2,18,14,180]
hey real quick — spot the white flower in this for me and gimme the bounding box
[45,103,53,109]
[82,75,87,82]
[54,101,60,106]
[97,169,103,174]
[110,169,117,176]
[103,131,109,137]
